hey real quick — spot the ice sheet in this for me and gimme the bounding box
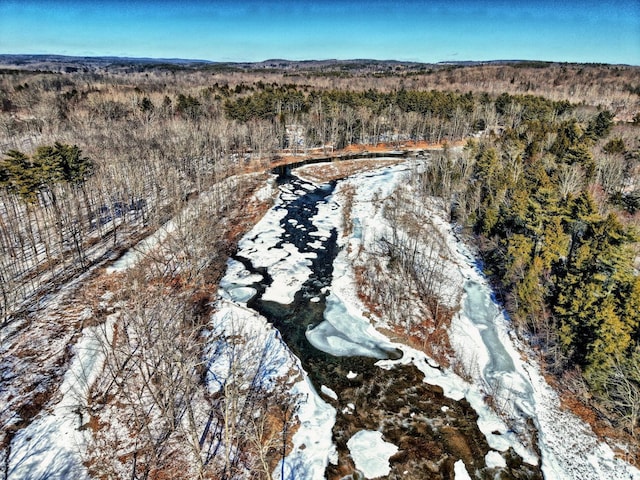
[347,430,398,478]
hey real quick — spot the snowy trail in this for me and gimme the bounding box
[7,315,116,480]
[462,281,518,375]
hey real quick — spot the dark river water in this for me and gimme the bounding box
[237,169,389,392]
[224,165,542,479]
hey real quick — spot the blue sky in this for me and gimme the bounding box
[1,1,638,64]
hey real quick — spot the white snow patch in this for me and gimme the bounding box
[254,182,275,202]
[321,385,338,400]
[454,460,472,480]
[347,371,358,379]
[347,430,398,479]
[485,451,507,469]
[306,317,390,359]
[278,376,337,479]
[218,258,262,303]
[220,258,263,286]
[225,286,257,303]
[342,404,355,415]
[107,220,175,272]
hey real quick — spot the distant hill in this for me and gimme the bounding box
[0,54,214,73]
[0,54,632,87]
[0,54,573,74]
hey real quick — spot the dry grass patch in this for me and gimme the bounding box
[296,158,404,183]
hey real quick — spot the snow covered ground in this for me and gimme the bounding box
[3,174,267,480]
[107,174,248,274]
[6,314,116,480]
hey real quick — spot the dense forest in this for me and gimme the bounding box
[422,100,640,438]
[1,59,639,474]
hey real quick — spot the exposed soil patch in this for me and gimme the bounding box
[295,159,404,184]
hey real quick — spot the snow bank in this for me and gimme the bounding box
[485,450,507,469]
[206,301,293,394]
[404,179,640,480]
[212,278,336,480]
[279,377,337,480]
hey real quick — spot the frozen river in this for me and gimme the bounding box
[218,162,545,479]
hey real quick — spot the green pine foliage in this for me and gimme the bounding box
[459,104,639,400]
[1,143,93,201]
[223,88,535,124]
[0,149,43,202]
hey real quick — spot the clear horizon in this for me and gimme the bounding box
[1,1,639,65]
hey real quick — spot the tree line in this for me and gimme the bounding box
[222,85,573,149]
